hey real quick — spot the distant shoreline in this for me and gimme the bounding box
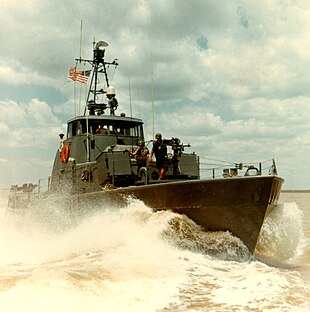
[281,190,310,193]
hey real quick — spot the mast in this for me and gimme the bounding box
[76,40,118,162]
[81,40,119,116]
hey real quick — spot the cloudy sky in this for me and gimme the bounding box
[0,0,309,189]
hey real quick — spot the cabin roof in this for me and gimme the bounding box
[67,114,143,124]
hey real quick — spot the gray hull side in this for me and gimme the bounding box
[74,176,283,253]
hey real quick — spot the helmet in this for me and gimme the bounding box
[106,86,116,95]
[155,133,162,139]
[137,139,145,146]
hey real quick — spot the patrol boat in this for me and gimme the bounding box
[8,41,284,253]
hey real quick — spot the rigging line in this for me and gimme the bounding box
[199,156,235,165]
[260,158,275,164]
[129,78,134,147]
[109,65,117,84]
[79,19,83,61]
[144,0,155,138]
[200,163,234,167]
[129,78,133,119]
[78,20,84,116]
[136,77,141,119]
[74,59,83,116]
[73,75,77,117]
[74,0,81,21]
[73,60,80,116]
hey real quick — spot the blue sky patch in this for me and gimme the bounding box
[196,35,208,50]
[0,84,67,105]
[237,6,249,28]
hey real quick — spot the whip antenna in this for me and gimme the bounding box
[79,20,83,60]
[144,0,155,138]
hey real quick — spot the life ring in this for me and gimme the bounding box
[61,146,70,163]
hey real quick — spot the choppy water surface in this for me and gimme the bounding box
[0,190,309,311]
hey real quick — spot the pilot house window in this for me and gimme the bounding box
[67,120,143,138]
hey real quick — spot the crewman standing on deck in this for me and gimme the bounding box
[126,139,149,171]
[149,133,168,180]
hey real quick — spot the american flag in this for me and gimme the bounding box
[69,67,91,84]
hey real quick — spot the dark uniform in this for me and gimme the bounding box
[149,133,168,180]
[152,140,168,169]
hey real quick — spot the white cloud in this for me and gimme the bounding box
[0,99,63,148]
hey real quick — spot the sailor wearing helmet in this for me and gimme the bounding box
[106,86,118,115]
[149,133,168,180]
[126,139,149,171]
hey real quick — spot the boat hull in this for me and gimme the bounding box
[73,175,283,253]
[7,176,283,253]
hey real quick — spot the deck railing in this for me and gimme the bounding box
[199,158,278,179]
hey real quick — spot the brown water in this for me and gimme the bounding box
[0,191,309,311]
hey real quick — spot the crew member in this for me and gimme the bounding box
[149,133,168,180]
[106,86,118,115]
[96,122,108,134]
[127,139,149,171]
